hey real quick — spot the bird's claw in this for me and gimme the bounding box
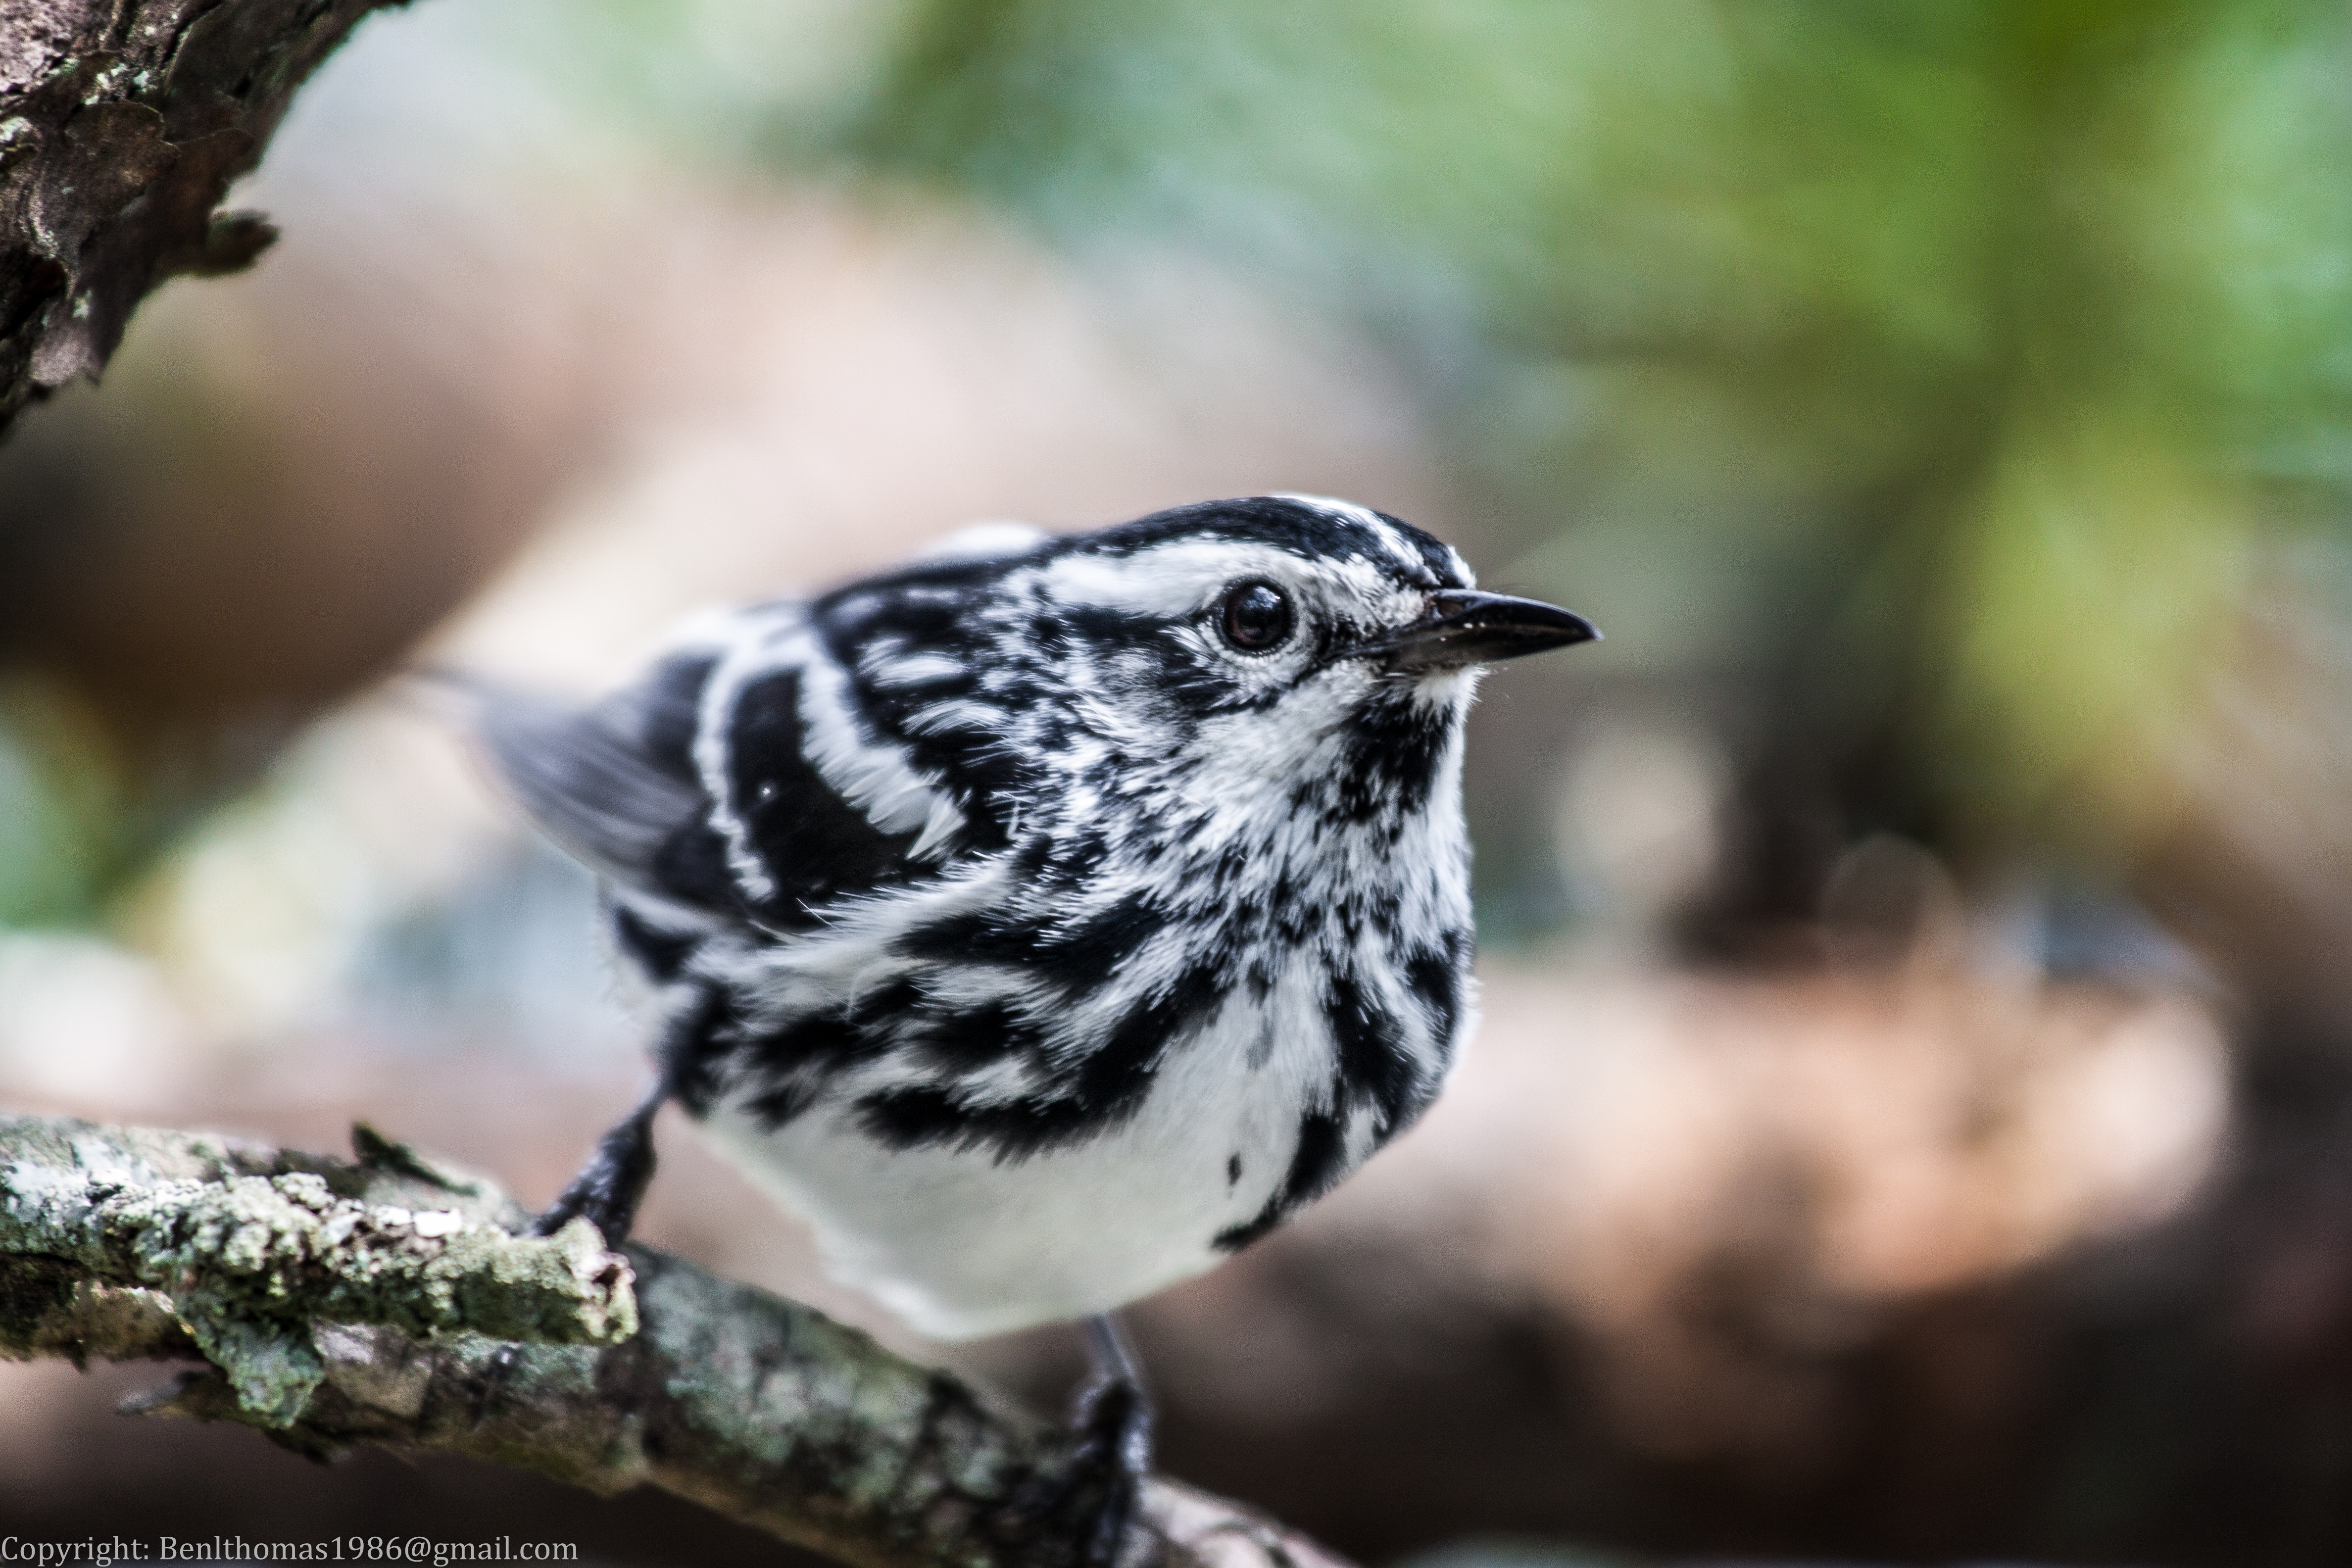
[1071,1370,1151,1567]
[531,1095,662,1242]
[528,1177,602,1239]
[1002,1366,1154,1567]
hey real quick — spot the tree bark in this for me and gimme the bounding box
[0,1113,1344,1568]
[0,0,407,437]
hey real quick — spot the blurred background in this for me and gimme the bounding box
[7,1,2352,1563]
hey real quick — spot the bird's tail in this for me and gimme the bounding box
[409,663,704,892]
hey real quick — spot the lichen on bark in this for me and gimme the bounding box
[0,1114,1347,1568]
[0,1114,635,1422]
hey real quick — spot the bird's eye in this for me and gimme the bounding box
[1218,580,1294,653]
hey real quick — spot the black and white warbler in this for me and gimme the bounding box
[478,494,1595,1557]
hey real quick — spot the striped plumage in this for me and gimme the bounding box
[485,494,1594,1339]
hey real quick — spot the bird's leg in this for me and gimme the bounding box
[1018,1312,1154,1567]
[531,1079,668,1243]
[1076,1313,1154,1566]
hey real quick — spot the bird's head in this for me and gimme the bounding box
[1038,493,1596,721]
[818,495,1596,841]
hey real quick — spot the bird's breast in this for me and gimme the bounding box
[693,943,1397,1337]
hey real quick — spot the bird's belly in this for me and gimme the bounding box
[695,1010,1324,1339]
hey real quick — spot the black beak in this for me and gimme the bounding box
[1364,590,1601,672]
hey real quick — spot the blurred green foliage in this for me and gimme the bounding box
[0,679,125,926]
[479,0,2352,923]
[825,0,2352,893]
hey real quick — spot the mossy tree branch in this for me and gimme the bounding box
[0,0,410,437]
[0,1114,1346,1568]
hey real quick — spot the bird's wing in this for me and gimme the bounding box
[474,619,944,932]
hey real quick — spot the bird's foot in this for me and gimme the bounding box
[1002,1316,1154,1567]
[531,1093,663,1242]
[1065,1364,1152,1567]
[477,1092,662,1426]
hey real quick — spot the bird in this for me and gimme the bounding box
[473,493,1597,1562]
